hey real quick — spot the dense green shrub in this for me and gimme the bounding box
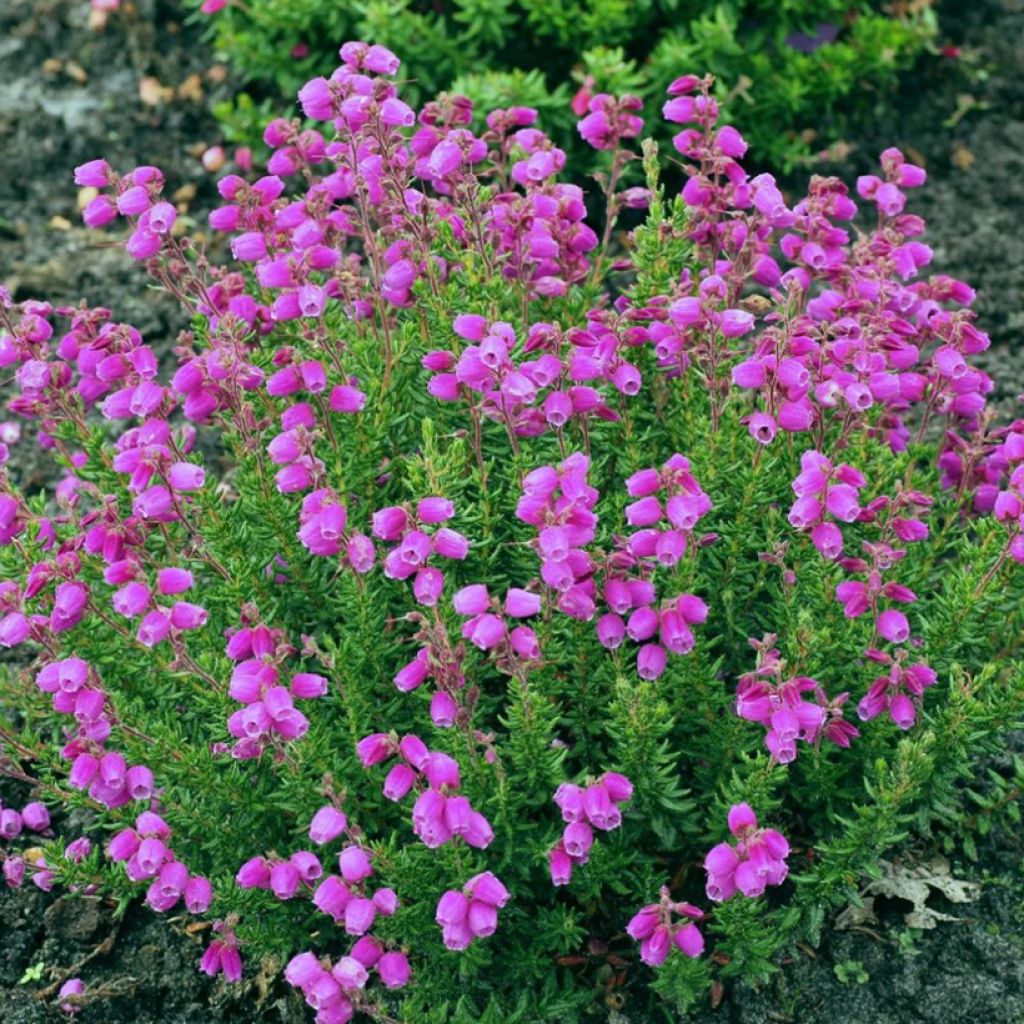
[193,0,935,169]
[1,38,1022,1024]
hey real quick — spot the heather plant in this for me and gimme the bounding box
[181,0,934,170]
[1,41,1023,1024]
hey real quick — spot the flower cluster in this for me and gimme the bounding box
[425,317,622,441]
[990,460,1024,569]
[108,811,212,914]
[225,619,329,757]
[577,93,644,152]
[371,498,469,604]
[389,613,467,727]
[517,454,600,618]
[665,75,992,454]
[0,29,1018,1024]
[267,379,366,497]
[549,772,633,885]
[704,803,790,901]
[286,945,411,1024]
[787,450,867,555]
[33,657,157,809]
[435,871,510,950]
[298,487,371,567]
[857,654,938,730]
[453,583,541,659]
[626,888,704,966]
[736,637,858,762]
[357,733,493,850]
[0,796,53,890]
[199,922,243,983]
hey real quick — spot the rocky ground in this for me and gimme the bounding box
[1,0,1022,1021]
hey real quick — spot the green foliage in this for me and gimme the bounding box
[833,958,869,985]
[192,0,935,169]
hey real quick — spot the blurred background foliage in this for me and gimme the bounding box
[194,0,936,171]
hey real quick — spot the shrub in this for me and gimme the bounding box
[2,40,1023,1024]
[189,0,935,170]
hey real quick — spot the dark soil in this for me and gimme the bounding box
[0,779,307,1024]
[0,0,230,335]
[1,0,1023,1022]
[689,828,1024,1024]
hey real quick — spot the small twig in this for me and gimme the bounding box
[38,913,123,1000]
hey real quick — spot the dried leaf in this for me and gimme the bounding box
[139,76,173,106]
[172,183,198,204]
[65,61,89,85]
[837,857,980,931]
[77,186,99,211]
[177,73,204,103]
[905,145,927,167]
[952,144,975,170]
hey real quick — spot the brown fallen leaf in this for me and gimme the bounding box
[42,57,63,76]
[952,143,975,170]
[77,186,99,211]
[65,61,89,85]
[139,76,174,106]
[177,73,204,103]
[836,856,980,931]
[710,980,725,1009]
[905,144,927,167]
[740,294,774,315]
[173,183,198,204]
[48,216,73,232]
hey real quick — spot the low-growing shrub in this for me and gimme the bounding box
[183,0,934,170]
[2,40,1023,1024]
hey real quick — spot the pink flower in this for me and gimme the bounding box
[627,890,704,967]
[877,609,910,644]
[704,803,789,902]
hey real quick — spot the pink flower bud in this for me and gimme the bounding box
[383,766,417,808]
[21,802,50,832]
[74,159,112,187]
[184,875,213,913]
[309,806,348,844]
[329,385,367,413]
[156,567,193,594]
[344,896,376,935]
[453,584,489,616]
[170,602,207,630]
[236,856,272,890]
[377,951,410,989]
[877,609,910,644]
[270,860,302,900]
[338,846,373,884]
[433,527,469,560]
